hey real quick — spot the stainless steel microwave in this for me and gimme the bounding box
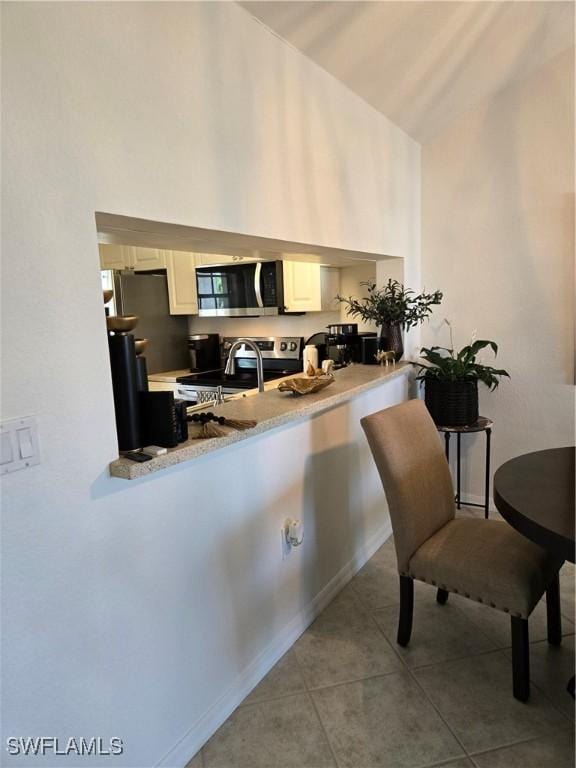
[195,261,284,317]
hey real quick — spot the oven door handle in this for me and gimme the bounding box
[254,262,264,309]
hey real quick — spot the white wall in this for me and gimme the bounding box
[422,49,574,501]
[339,262,378,332]
[1,2,420,765]
[189,310,342,341]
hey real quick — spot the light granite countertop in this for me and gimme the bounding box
[110,362,411,479]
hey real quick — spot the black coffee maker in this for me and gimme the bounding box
[325,323,361,368]
[188,333,221,372]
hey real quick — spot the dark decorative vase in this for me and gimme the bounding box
[378,323,404,361]
[424,378,479,427]
[108,333,141,451]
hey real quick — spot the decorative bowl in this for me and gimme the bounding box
[278,374,335,396]
[134,338,149,356]
[106,315,139,333]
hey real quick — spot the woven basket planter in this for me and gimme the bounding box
[424,378,479,427]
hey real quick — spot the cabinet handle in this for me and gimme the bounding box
[254,263,264,308]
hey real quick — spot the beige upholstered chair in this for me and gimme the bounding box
[361,399,563,701]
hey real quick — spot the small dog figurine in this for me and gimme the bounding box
[375,350,396,367]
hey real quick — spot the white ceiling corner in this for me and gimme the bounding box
[239,1,575,142]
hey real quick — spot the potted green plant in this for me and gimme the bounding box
[337,279,443,361]
[415,325,510,426]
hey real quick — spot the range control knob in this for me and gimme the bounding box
[280,342,287,352]
[289,342,298,352]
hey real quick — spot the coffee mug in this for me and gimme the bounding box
[321,359,334,375]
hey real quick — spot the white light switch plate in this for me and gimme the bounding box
[0,416,40,475]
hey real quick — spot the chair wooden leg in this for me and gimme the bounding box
[511,616,530,702]
[546,572,562,646]
[397,576,414,647]
[436,588,449,605]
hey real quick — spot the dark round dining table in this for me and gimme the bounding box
[494,447,575,564]
[494,446,575,697]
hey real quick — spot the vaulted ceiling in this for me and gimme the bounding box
[240,1,574,142]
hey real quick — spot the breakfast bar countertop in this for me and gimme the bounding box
[109,362,411,479]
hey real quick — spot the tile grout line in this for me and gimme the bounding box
[290,647,342,768]
[369,584,503,668]
[365,609,473,761]
[297,667,402,695]
[288,590,407,698]
[399,664,472,761]
[391,644,511,673]
[407,642,574,760]
[425,757,475,768]
[409,642,574,758]
[497,643,575,724]
[201,550,574,766]
[236,619,509,706]
[522,675,575,725]
[306,690,342,768]
[369,608,560,766]
[293,631,478,768]
[304,568,570,762]
[465,721,575,760]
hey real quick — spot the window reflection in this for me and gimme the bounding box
[213,275,228,294]
[198,276,213,294]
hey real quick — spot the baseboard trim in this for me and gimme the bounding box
[156,519,393,768]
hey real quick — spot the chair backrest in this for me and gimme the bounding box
[361,399,455,573]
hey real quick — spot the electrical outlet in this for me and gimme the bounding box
[281,519,305,559]
[281,527,292,559]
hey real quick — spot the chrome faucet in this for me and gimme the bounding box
[224,338,265,393]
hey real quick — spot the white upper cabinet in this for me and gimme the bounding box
[282,262,323,312]
[99,244,166,270]
[166,251,198,315]
[99,244,130,270]
[282,262,341,312]
[131,247,166,271]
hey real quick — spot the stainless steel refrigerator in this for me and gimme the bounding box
[112,271,189,374]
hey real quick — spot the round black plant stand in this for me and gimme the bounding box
[437,417,493,519]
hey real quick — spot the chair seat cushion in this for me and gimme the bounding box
[408,518,562,618]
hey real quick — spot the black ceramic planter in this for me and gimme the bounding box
[378,323,404,361]
[424,378,479,427]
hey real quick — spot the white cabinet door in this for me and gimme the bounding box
[320,267,340,311]
[132,247,166,271]
[166,251,198,315]
[99,244,130,270]
[282,261,322,312]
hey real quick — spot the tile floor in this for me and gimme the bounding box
[188,508,575,768]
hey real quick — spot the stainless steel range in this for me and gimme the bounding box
[176,336,303,403]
